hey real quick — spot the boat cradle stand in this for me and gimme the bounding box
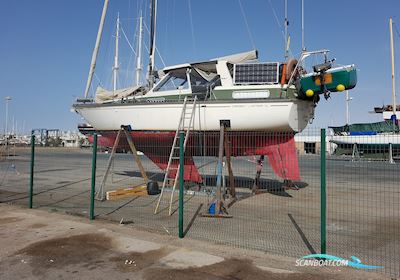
[201,122,236,218]
[95,125,149,201]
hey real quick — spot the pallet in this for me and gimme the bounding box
[106,185,148,201]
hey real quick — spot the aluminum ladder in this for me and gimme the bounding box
[154,96,197,215]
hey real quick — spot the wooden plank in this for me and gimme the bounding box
[106,185,148,200]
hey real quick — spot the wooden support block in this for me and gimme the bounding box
[200,213,233,218]
[106,185,148,200]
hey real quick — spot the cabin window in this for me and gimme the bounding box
[154,70,189,92]
[190,70,209,93]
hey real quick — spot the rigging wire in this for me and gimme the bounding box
[120,25,137,56]
[266,0,293,58]
[394,22,400,40]
[121,20,137,87]
[238,0,256,50]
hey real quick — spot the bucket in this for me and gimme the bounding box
[208,202,216,214]
[147,181,160,195]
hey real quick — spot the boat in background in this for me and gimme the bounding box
[374,105,400,121]
[329,120,400,160]
[329,18,399,161]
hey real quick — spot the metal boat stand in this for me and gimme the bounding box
[202,123,235,218]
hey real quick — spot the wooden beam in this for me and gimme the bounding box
[223,131,236,199]
[122,128,149,183]
[96,129,123,200]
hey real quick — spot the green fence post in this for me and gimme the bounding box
[320,128,327,254]
[178,131,184,238]
[90,133,98,220]
[29,134,35,209]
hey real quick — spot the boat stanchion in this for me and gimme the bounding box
[29,134,35,209]
[389,143,395,164]
[252,155,265,194]
[201,123,233,218]
[90,133,98,220]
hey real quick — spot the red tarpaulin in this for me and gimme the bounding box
[87,131,300,182]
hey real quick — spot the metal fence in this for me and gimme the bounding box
[0,128,399,278]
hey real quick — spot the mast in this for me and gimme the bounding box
[113,13,120,92]
[345,90,352,125]
[147,0,157,88]
[301,0,305,52]
[83,0,109,98]
[136,11,144,86]
[389,17,397,121]
[5,96,11,137]
[284,0,288,60]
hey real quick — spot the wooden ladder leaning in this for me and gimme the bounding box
[154,96,197,215]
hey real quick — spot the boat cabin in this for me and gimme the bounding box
[142,61,221,101]
[140,50,290,102]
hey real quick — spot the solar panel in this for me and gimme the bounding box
[233,62,279,85]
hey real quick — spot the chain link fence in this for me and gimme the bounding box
[0,128,399,278]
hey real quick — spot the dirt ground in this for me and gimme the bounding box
[0,204,388,280]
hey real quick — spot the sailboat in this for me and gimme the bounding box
[73,0,357,183]
[329,17,399,160]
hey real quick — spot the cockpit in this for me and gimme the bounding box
[149,64,221,100]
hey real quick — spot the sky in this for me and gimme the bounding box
[0,0,400,133]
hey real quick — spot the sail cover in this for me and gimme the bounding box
[330,121,400,135]
[95,86,142,103]
[213,50,258,64]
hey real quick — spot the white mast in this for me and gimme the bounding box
[136,11,143,86]
[113,13,120,92]
[389,17,397,120]
[301,0,305,52]
[284,0,288,59]
[4,96,11,136]
[83,0,109,98]
[345,90,352,125]
[12,116,14,135]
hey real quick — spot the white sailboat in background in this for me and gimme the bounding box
[329,17,399,160]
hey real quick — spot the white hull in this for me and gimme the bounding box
[74,100,315,132]
[330,134,400,145]
[382,111,400,120]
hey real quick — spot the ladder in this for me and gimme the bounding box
[154,96,197,215]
